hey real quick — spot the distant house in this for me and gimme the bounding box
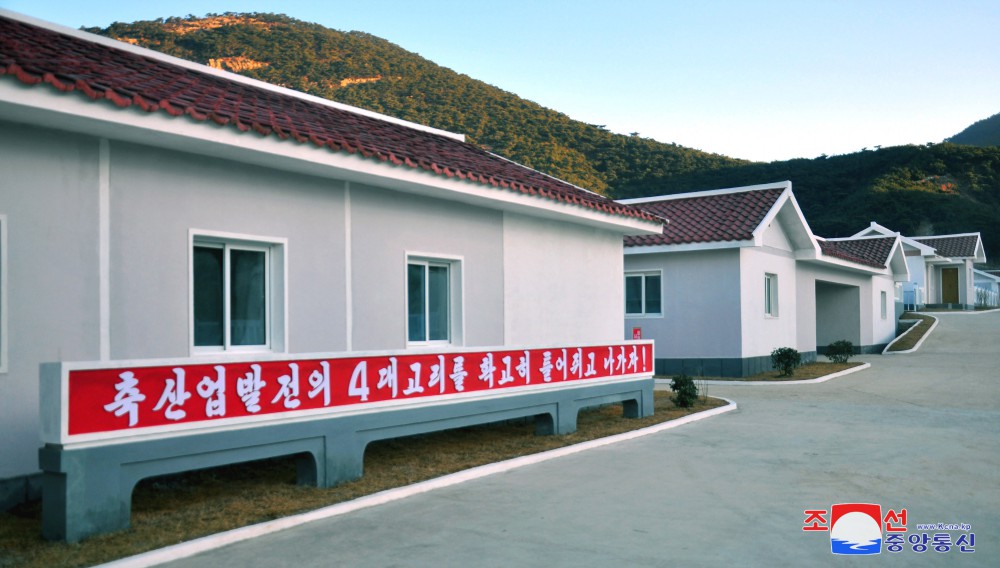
[619,182,908,377]
[854,223,988,310]
[910,234,987,309]
[0,12,663,508]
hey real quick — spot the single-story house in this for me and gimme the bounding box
[0,12,664,508]
[853,223,988,310]
[619,182,908,377]
[910,233,987,309]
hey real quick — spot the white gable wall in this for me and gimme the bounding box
[739,245,798,358]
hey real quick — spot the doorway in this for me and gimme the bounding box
[942,268,959,304]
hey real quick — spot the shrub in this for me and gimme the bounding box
[670,373,698,408]
[825,340,854,364]
[770,347,801,377]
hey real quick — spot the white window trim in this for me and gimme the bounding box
[405,252,464,348]
[881,290,888,319]
[189,229,287,356]
[624,270,663,318]
[764,273,779,318]
[0,214,7,373]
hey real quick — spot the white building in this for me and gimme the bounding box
[620,182,908,377]
[0,11,663,508]
[854,223,988,310]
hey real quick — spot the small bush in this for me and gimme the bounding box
[825,340,854,364]
[770,347,801,377]
[670,373,698,408]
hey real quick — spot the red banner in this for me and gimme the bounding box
[68,343,653,436]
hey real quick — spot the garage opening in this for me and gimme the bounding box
[815,281,861,353]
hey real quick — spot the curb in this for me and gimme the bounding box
[654,362,871,387]
[96,398,738,568]
[883,313,939,354]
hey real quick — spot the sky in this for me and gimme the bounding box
[2,0,998,162]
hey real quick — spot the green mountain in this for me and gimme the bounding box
[947,113,1000,147]
[86,13,1000,264]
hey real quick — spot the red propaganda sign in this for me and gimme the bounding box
[632,327,642,340]
[49,342,653,443]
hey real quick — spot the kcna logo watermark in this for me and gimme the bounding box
[803,503,975,555]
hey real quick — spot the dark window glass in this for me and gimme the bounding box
[193,246,224,346]
[230,249,266,346]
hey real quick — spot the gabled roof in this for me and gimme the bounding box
[853,221,938,257]
[911,234,985,261]
[619,182,805,248]
[0,13,659,226]
[817,236,898,269]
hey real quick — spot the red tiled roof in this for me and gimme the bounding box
[623,187,785,247]
[818,236,896,268]
[911,235,980,258]
[0,16,659,224]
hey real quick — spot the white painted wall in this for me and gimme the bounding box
[904,253,928,292]
[0,123,102,479]
[739,246,798,357]
[504,213,623,345]
[871,274,898,345]
[109,142,350,359]
[350,184,505,351]
[624,248,742,358]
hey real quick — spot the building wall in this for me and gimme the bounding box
[623,248,742,360]
[0,120,635,491]
[109,142,350,358]
[350,184,505,350]
[797,263,889,354]
[504,213,623,345]
[0,123,102,484]
[739,245,798,358]
[871,274,898,347]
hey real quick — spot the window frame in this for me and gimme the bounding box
[0,214,7,373]
[880,290,888,319]
[764,273,779,318]
[624,270,663,318]
[189,230,286,355]
[405,253,463,347]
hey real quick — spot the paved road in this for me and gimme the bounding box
[158,312,999,567]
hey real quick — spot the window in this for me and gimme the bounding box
[764,273,779,317]
[191,232,284,353]
[407,259,452,343]
[881,291,887,319]
[0,214,7,373]
[625,272,661,316]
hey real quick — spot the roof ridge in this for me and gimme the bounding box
[618,181,790,205]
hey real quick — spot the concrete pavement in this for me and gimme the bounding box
[124,311,1000,567]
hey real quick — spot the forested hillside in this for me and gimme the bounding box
[947,113,1000,148]
[87,13,1000,264]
